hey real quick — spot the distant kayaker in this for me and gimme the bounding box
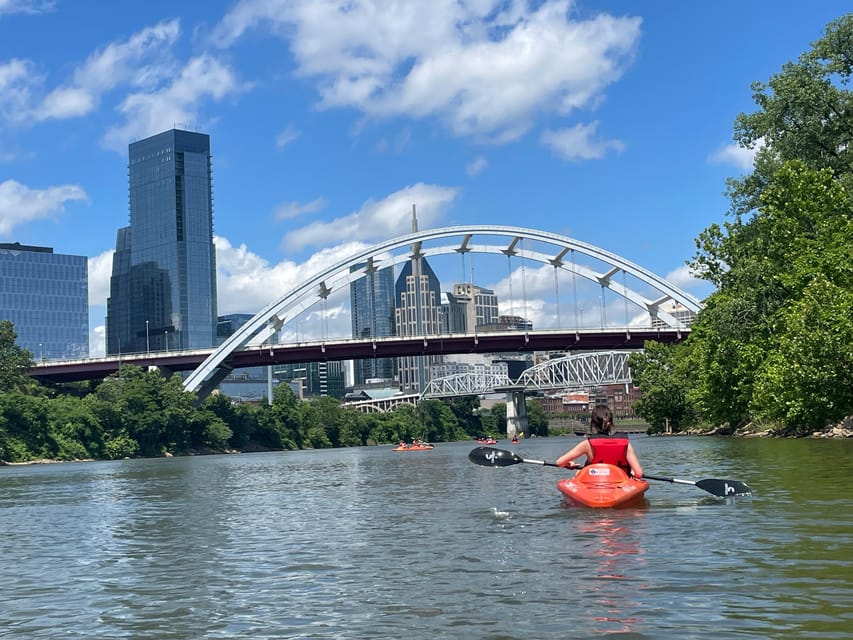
[555,405,643,478]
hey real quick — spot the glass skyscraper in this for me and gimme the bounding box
[0,242,88,360]
[349,263,396,385]
[107,129,218,354]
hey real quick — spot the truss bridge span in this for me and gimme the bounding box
[421,351,633,398]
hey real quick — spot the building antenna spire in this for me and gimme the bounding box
[411,203,418,233]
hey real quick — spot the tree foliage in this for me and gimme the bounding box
[680,15,853,432]
[629,342,699,433]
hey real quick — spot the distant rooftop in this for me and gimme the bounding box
[0,242,53,253]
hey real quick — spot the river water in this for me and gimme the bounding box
[1,435,851,639]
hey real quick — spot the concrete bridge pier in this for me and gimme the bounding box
[504,388,528,439]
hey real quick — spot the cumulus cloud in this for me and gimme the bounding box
[89,324,105,357]
[27,20,182,123]
[102,54,244,152]
[0,179,88,235]
[281,182,459,251]
[87,249,114,307]
[708,138,764,172]
[0,59,39,126]
[212,0,641,142]
[214,235,368,316]
[541,121,625,160]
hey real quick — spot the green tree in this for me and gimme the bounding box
[629,342,698,433]
[0,320,34,393]
[525,398,549,437]
[686,16,853,432]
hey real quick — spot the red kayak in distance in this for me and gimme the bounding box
[392,443,434,451]
[557,464,649,508]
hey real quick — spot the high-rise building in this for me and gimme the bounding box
[395,253,442,393]
[442,283,499,333]
[0,242,88,360]
[350,262,396,385]
[275,361,345,399]
[106,129,218,354]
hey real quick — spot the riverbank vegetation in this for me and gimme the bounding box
[0,324,549,463]
[630,15,853,437]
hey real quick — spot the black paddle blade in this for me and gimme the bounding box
[695,478,753,497]
[468,446,523,467]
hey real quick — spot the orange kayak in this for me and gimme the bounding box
[557,464,649,508]
[392,444,434,451]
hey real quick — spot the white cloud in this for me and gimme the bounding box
[275,122,300,147]
[281,182,459,251]
[541,121,624,161]
[102,54,244,152]
[213,0,641,142]
[0,59,39,125]
[274,197,327,221]
[90,324,105,357]
[466,155,488,176]
[0,179,88,235]
[87,249,114,307]
[214,234,368,316]
[708,138,764,172]
[0,0,53,17]
[26,20,182,123]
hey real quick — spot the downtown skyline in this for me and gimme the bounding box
[1,1,849,356]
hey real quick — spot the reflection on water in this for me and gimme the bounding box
[575,510,647,635]
[1,436,851,639]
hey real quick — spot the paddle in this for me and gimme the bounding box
[468,446,562,468]
[643,474,752,497]
[468,447,752,498]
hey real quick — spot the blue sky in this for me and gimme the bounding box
[1,0,849,356]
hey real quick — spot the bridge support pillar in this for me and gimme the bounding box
[505,390,528,439]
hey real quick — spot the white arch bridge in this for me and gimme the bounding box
[183,225,701,400]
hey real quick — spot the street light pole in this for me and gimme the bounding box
[146,320,150,354]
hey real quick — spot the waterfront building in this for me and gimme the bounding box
[106,128,217,355]
[349,262,396,385]
[275,361,345,399]
[0,242,88,360]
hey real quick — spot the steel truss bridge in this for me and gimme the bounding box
[421,350,633,398]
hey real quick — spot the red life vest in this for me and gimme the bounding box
[587,436,630,473]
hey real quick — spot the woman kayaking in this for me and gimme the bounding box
[555,405,643,479]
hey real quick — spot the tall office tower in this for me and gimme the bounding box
[350,262,396,385]
[106,129,218,354]
[0,242,88,360]
[394,206,442,393]
[442,283,499,333]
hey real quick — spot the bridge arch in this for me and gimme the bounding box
[184,226,701,396]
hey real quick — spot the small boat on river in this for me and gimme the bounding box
[392,441,435,451]
[557,463,649,508]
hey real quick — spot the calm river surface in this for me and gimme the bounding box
[2,435,851,639]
